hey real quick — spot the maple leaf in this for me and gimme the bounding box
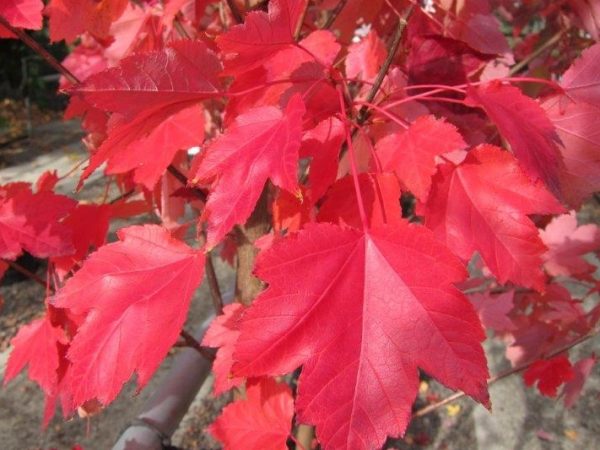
[51,204,111,279]
[0,0,43,30]
[46,0,128,42]
[192,94,306,247]
[225,30,340,128]
[561,43,600,109]
[543,97,600,207]
[424,145,564,291]
[466,82,564,195]
[202,303,245,395]
[52,225,205,408]
[0,185,76,260]
[563,355,596,408]
[233,222,489,449]
[216,0,306,76]
[523,356,575,397]
[209,377,294,450]
[3,313,66,395]
[441,0,509,55]
[272,187,312,233]
[540,211,600,279]
[375,115,467,202]
[469,291,517,332]
[345,31,387,83]
[300,116,345,202]
[317,173,403,229]
[73,40,220,186]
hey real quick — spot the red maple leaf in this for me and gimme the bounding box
[3,312,66,395]
[523,356,575,397]
[72,40,220,186]
[46,0,128,42]
[0,0,43,31]
[192,94,305,247]
[0,184,76,260]
[466,82,564,195]
[469,291,517,333]
[233,222,489,449]
[317,173,403,229]
[202,303,245,395]
[563,355,596,408]
[299,117,345,202]
[543,96,600,207]
[216,0,306,76]
[561,42,600,109]
[51,204,111,279]
[375,115,466,202]
[52,225,205,408]
[209,377,294,450]
[424,145,564,291]
[540,211,600,279]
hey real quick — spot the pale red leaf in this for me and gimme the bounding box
[73,40,220,120]
[105,104,205,189]
[561,43,600,108]
[0,186,76,259]
[47,0,128,42]
[540,211,600,278]
[216,0,306,75]
[192,95,305,247]
[3,313,66,396]
[467,82,564,195]
[0,0,44,30]
[202,303,245,395]
[224,30,339,128]
[272,187,312,233]
[563,355,596,408]
[317,173,403,229]
[299,116,345,202]
[469,291,517,332]
[345,31,386,82]
[209,377,294,450]
[375,115,467,201]
[424,145,564,291]
[570,0,600,41]
[543,97,600,207]
[74,40,220,186]
[523,356,575,397]
[0,0,42,30]
[233,222,489,449]
[52,225,205,408]
[443,0,509,54]
[51,204,111,279]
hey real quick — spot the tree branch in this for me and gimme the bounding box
[321,0,348,30]
[226,0,244,24]
[0,16,80,85]
[166,165,208,202]
[294,0,311,41]
[179,329,216,361]
[205,253,224,315]
[356,4,414,125]
[412,329,599,419]
[3,259,46,288]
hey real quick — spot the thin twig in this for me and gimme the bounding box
[294,0,311,41]
[0,16,80,85]
[226,0,244,24]
[109,188,137,205]
[166,165,208,202]
[321,0,348,29]
[412,329,599,419]
[509,29,566,76]
[356,4,414,125]
[3,259,47,288]
[205,253,224,315]
[179,329,216,361]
